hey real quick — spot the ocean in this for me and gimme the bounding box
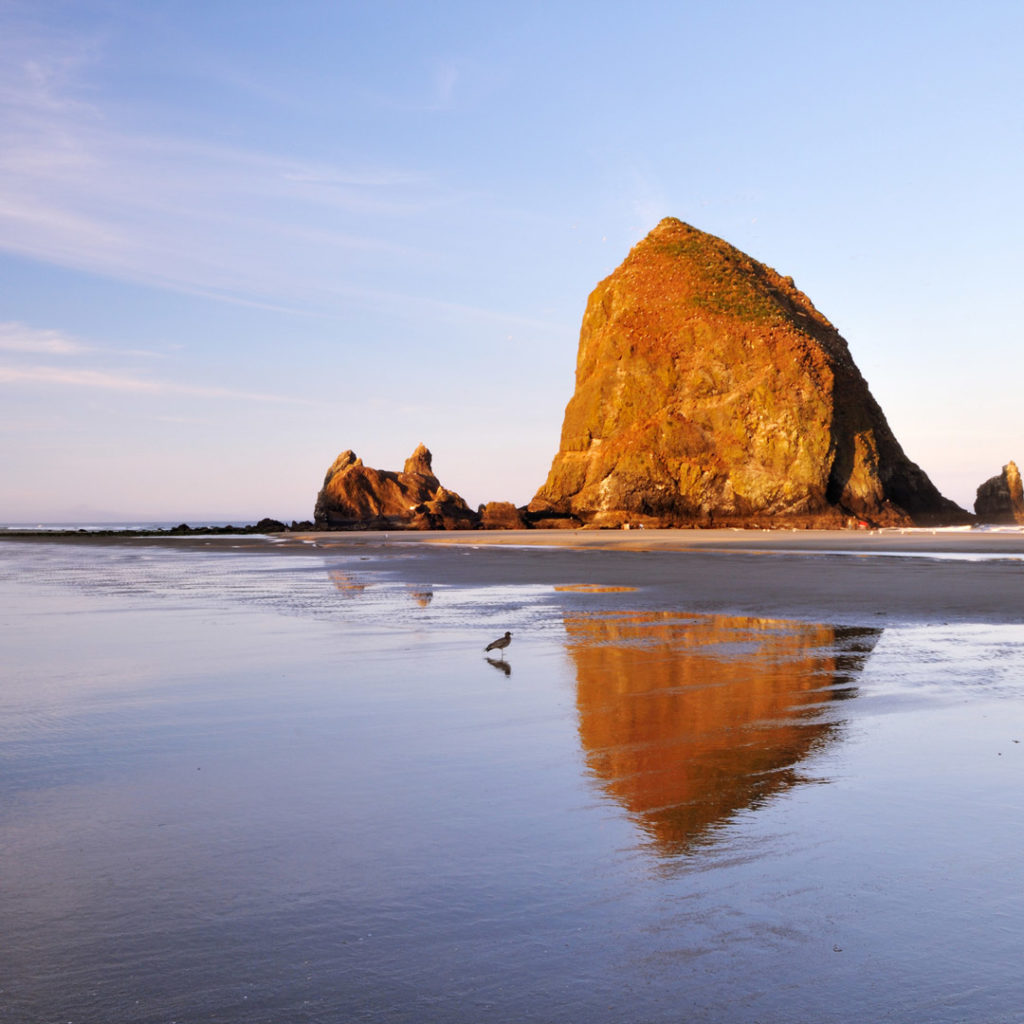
[2,539,1024,1022]
[1,521,262,532]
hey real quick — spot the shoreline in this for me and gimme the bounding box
[5,528,1024,627]
[4,524,1024,553]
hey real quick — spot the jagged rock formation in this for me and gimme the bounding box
[314,444,478,530]
[974,461,1024,524]
[530,218,969,528]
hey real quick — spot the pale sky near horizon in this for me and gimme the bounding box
[1,0,1022,521]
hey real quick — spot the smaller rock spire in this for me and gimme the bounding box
[975,461,1024,524]
[403,443,434,477]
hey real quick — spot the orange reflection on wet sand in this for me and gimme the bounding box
[554,584,639,593]
[327,570,369,594]
[326,570,432,606]
[566,612,879,855]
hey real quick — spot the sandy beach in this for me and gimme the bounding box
[4,530,1024,1022]
[293,528,1024,625]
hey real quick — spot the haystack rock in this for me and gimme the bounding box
[530,218,968,528]
[974,461,1024,524]
[314,444,478,530]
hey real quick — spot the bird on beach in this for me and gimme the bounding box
[485,631,512,658]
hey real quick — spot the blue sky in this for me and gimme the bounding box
[1,0,1022,521]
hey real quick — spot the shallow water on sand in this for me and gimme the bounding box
[3,543,1024,1023]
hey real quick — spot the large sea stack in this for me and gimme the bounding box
[530,218,967,528]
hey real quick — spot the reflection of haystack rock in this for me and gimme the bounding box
[314,444,478,530]
[566,612,880,854]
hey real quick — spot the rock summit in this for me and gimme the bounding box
[530,218,968,528]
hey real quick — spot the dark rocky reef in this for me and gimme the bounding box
[975,461,1024,524]
[0,518,314,539]
[530,218,970,529]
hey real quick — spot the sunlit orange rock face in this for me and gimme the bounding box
[566,612,879,854]
[531,218,968,527]
[314,444,478,530]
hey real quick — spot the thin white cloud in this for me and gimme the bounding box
[0,27,453,312]
[370,59,462,113]
[0,364,307,403]
[0,321,90,354]
[432,62,459,109]
[0,320,166,359]
[0,19,553,344]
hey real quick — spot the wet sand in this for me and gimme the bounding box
[7,528,1022,625]
[304,528,1024,625]
[4,535,1024,1022]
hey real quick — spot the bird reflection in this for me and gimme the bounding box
[566,612,880,856]
[486,656,512,676]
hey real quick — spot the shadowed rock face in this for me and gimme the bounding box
[975,461,1024,524]
[314,444,478,530]
[531,218,968,528]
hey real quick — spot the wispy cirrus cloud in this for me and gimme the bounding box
[0,318,304,403]
[0,16,564,348]
[0,363,307,403]
[0,320,167,359]
[430,61,459,110]
[0,22,452,313]
[0,321,91,354]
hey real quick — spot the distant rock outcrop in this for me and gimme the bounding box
[974,461,1024,524]
[479,501,527,530]
[314,444,478,530]
[530,218,969,528]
